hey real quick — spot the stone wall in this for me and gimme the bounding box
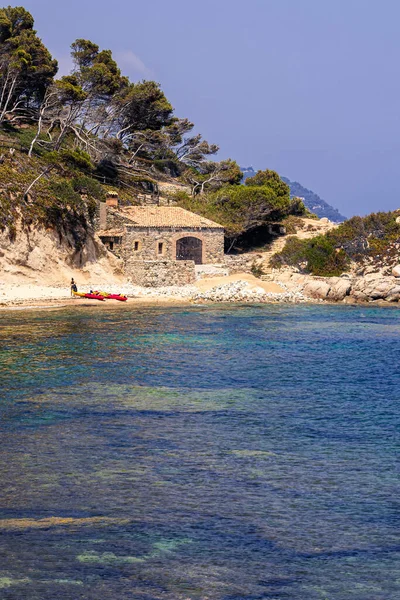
[223,254,261,274]
[125,259,196,287]
[123,226,224,263]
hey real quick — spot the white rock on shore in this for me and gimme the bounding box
[276,270,400,303]
[193,280,308,303]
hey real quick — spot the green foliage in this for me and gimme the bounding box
[59,148,93,171]
[305,236,349,276]
[271,211,400,276]
[182,159,243,194]
[49,180,82,207]
[245,168,290,201]
[271,235,350,276]
[250,261,264,278]
[2,125,46,154]
[153,158,182,177]
[56,76,87,103]
[0,6,34,42]
[0,6,57,115]
[71,174,105,200]
[288,196,308,216]
[166,189,192,203]
[71,39,123,96]
[0,141,110,245]
[177,184,291,240]
[115,80,174,140]
[327,212,400,259]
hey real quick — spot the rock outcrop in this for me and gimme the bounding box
[0,223,123,285]
[276,270,400,303]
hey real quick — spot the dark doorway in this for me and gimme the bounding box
[176,237,203,264]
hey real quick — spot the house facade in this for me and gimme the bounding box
[96,192,224,286]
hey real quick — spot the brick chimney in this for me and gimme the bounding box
[106,191,119,208]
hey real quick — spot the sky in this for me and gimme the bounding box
[13,0,400,217]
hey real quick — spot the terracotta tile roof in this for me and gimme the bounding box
[97,229,124,237]
[119,206,223,229]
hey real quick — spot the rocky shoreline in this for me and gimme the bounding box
[3,270,400,309]
[276,271,400,303]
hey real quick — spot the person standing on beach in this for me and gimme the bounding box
[71,278,77,296]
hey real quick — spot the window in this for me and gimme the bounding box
[109,241,114,251]
[134,241,139,251]
[158,242,164,255]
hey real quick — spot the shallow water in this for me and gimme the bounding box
[0,303,399,599]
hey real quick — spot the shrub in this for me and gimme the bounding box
[282,215,304,234]
[305,236,349,276]
[49,180,82,208]
[251,262,264,278]
[71,175,105,201]
[60,148,93,171]
[271,235,350,276]
[270,237,308,268]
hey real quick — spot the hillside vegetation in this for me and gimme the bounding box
[0,5,308,253]
[271,212,400,276]
[242,168,346,223]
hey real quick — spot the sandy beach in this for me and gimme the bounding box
[0,273,292,310]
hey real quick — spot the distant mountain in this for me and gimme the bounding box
[240,166,257,181]
[281,177,346,223]
[241,167,346,223]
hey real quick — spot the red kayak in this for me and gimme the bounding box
[93,291,128,301]
[105,294,127,301]
[73,291,105,301]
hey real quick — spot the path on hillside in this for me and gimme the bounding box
[258,218,338,278]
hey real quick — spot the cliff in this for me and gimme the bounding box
[0,222,123,285]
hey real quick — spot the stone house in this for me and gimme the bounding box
[96,192,224,286]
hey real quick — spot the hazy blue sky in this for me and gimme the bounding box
[15,0,400,216]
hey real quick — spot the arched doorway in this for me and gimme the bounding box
[176,237,203,264]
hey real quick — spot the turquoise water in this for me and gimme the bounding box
[0,304,399,599]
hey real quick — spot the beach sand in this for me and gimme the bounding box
[0,274,285,310]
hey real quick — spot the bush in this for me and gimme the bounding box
[288,197,306,216]
[49,180,82,208]
[251,261,264,278]
[282,215,304,234]
[270,237,307,268]
[71,175,105,201]
[271,211,400,275]
[327,211,400,261]
[305,236,349,276]
[271,235,350,276]
[60,148,93,171]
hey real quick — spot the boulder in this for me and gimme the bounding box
[351,276,397,301]
[303,280,331,299]
[328,279,352,301]
[384,285,400,302]
[392,265,400,277]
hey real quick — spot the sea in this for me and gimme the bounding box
[0,304,399,600]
